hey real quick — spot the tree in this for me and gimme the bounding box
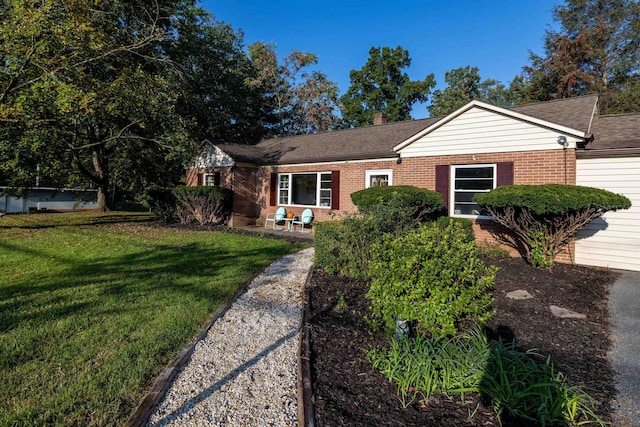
[474,184,631,268]
[166,8,264,144]
[518,0,640,113]
[246,42,341,137]
[340,46,436,127]
[0,1,270,210]
[427,66,514,117]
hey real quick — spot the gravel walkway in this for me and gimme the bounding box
[147,247,314,427]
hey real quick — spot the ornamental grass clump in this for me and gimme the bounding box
[473,184,631,268]
[367,326,490,407]
[481,340,606,426]
[367,221,496,338]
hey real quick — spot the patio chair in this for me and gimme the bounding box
[291,208,314,233]
[265,207,287,230]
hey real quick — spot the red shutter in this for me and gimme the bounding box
[269,173,277,206]
[496,162,514,187]
[197,173,203,186]
[435,165,450,212]
[331,171,340,210]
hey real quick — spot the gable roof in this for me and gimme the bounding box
[207,95,635,166]
[393,96,595,152]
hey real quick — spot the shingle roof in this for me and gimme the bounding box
[587,113,640,149]
[255,118,439,164]
[509,94,598,132]
[213,95,635,165]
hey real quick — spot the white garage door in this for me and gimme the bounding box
[576,156,640,271]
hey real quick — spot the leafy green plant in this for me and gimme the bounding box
[435,216,474,242]
[351,185,444,222]
[367,221,496,337]
[474,184,631,268]
[528,227,554,269]
[335,291,348,311]
[314,203,418,279]
[477,243,511,258]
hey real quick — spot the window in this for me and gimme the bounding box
[365,169,393,188]
[204,172,220,187]
[278,172,332,207]
[451,164,496,216]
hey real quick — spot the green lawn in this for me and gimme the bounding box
[0,212,306,426]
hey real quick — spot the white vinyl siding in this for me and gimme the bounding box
[399,107,580,158]
[575,157,640,272]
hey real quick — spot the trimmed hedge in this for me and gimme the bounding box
[473,184,631,268]
[350,185,444,221]
[473,184,631,215]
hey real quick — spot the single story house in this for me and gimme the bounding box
[188,95,639,271]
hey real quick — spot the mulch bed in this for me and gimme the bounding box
[307,255,618,426]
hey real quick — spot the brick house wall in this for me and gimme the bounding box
[255,148,577,262]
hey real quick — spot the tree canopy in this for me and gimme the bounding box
[340,46,436,127]
[247,42,341,137]
[0,1,339,211]
[427,66,514,117]
[518,0,640,113]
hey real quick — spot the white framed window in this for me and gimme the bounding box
[450,164,496,217]
[365,169,393,188]
[204,172,220,187]
[278,172,332,207]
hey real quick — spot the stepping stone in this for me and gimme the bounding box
[506,290,533,300]
[550,305,587,319]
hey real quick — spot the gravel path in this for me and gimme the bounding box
[147,247,314,427]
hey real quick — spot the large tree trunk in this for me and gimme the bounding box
[92,149,110,212]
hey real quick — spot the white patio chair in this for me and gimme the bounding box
[291,208,314,233]
[265,207,287,230]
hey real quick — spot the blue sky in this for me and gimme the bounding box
[201,1,561,119]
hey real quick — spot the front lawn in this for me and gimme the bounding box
[0,212,306,426]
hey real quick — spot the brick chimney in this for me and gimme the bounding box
[373,112,387,125]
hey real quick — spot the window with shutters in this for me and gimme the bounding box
[450,164,496,217]
[278,172,332,207]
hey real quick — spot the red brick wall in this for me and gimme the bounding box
[255,160,398,223]
[185,166,258,226]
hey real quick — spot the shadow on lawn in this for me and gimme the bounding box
[0,238,295,333]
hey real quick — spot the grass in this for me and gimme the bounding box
[0,212,306,426]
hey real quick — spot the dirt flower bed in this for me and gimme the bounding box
[307,255,618,426]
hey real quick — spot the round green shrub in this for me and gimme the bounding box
[350,185,444,221]
[367,221,496,338]
[473,184,631,215]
